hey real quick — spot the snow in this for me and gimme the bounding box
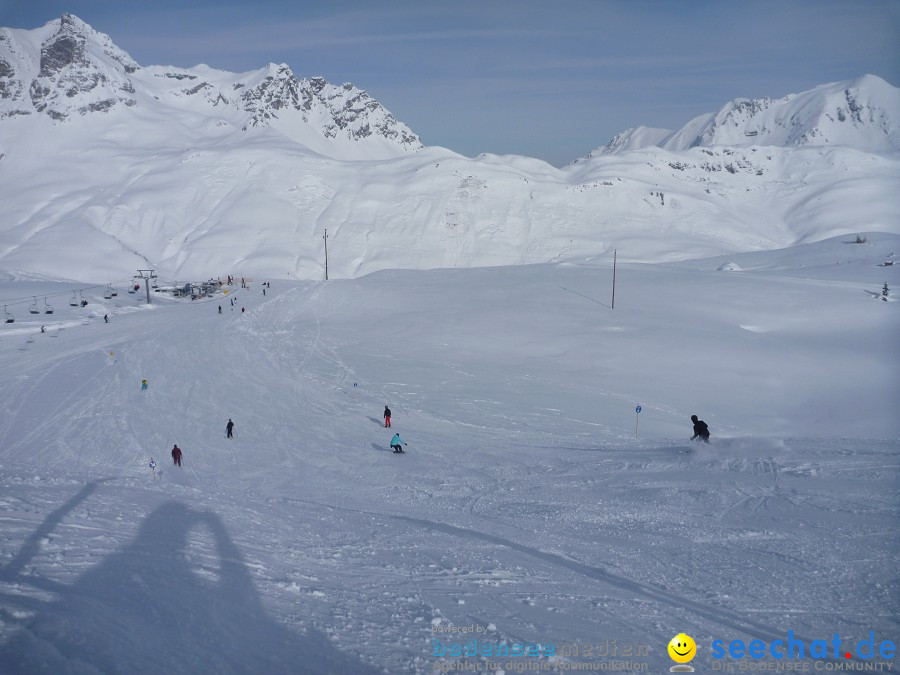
[2,13,899,283]
[1,14,898,674]
[0,233,897,673]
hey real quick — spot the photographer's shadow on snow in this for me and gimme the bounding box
[371,442,392,452]
[1,501,377,674]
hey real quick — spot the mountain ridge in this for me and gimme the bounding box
[585,74,900,158]
[0,14,421,157]
[0,15,898,282]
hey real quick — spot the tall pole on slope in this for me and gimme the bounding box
[137,269,156,305]
[323,228,329,281]
[611,249,617,310]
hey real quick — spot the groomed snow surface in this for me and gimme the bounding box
[0,234,898,674]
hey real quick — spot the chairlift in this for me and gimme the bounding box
[44,299,54,314]
[29,297,40,314]
[3,306,13,323]
[110,285,118,297]
[104,287,112,299]
[79,291,88,308]
[69,293,79,306]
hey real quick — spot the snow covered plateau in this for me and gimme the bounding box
[0,13,898,675]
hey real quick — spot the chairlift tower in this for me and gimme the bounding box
[136,269,157,305]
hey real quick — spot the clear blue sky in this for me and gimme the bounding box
[2,0,898,165]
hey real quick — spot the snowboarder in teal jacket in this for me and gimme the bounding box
[390,433,406,453]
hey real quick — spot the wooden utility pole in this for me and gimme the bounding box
[323,229,329,281]
[611,249,617,309]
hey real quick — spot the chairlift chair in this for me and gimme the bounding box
[44,299,54,314]
[69,293,79,306]
[3,306,13,323]
[104,287,112,299]
[110,285,118,297]
[29,297,40,314]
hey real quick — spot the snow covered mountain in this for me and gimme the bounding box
[0,15,898,283]
[587,75,900,157]
[0,14,421,156]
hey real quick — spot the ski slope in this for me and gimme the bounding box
[0,234,898,673]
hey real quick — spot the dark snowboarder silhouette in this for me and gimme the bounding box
[226,419,234,439]
[171,444,183,466]
[690,415,710,443]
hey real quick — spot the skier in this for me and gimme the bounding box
[218,305,222,314]
[690,415,710,443]
[390,433,407,453]
[171,444,183,466]
[40,325,45,333]
[141,379,148,391]
[263,288,266,296]
[104,314,108,323]
[383,405,392,428]
[226,418,234,439]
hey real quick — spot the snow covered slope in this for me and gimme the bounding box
[0,234,897,673]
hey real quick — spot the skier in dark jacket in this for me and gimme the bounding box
[226,419,234,438]
[383,406,392,428]
[171,444,183,466]
[690,415,710,443]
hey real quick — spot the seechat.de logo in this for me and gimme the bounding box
[711,631,896,661]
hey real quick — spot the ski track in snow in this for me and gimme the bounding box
[0,241,898,673]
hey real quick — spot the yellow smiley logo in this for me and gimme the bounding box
[668,633,696,664]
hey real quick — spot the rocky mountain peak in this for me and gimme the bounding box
[1,15,421,157]
[239,65,421,151]
[0,13,139,120]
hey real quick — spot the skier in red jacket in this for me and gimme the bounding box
[171,444,183,466]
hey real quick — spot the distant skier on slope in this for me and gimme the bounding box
[226,418,234,439]
[690,415,710,443]
[390,433,407,453]
[141,379,148,391]
[384,405,392,428]
[171,444,183,466]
